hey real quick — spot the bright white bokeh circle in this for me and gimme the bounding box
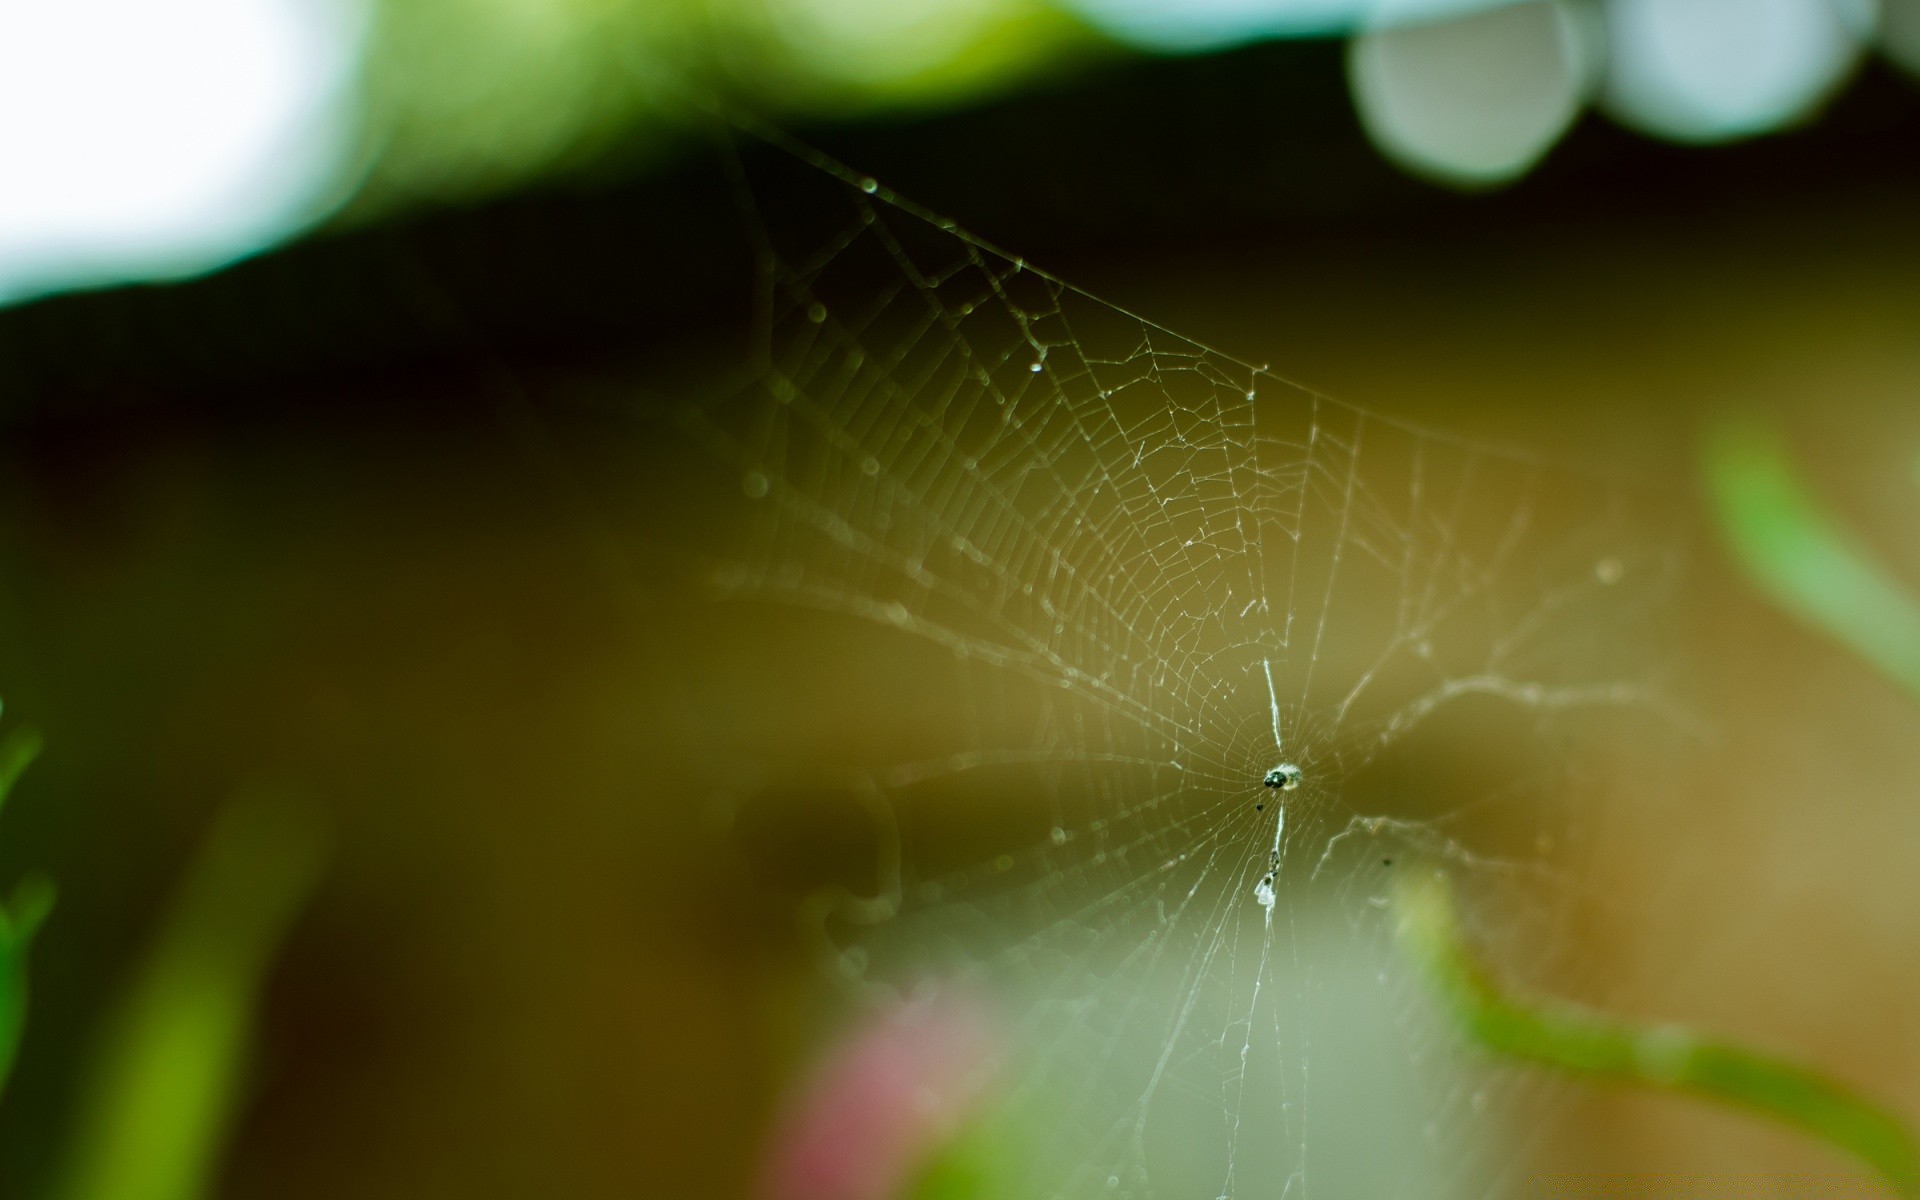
[0,0,365,303]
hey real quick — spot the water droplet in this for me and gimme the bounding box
[742,471,769,499]
[859,176,878,194]
[994,854,1014,873]
[860,456,879,477]
[807,302,826,323]
[1595,557,1624,585]
[1049,826,1068,846]
[1029,361,1044,373]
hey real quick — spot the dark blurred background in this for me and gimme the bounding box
[4,2,1920,1197]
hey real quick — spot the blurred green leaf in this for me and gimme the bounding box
[0,723,42,815]
[57,789,328,1200]
[344,0,1088,220]
[906,1109,1036,1200]
[0,721,47,1099]
[1704,419,1920,701]
[1394,865,1920,1195]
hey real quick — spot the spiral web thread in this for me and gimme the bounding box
[679,130,1679,1199]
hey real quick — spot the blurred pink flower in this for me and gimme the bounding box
[759,986,1005,1200]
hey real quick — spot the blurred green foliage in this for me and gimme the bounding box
[346,0,1089,219]
[1689,417,1920,1186]
[0,717,49,1099]
[347,0,699,214]
[54,791,327,1200]
[1394,865,1920,1195]
[906,1109,1038,1200]
[1705,418,1920,702]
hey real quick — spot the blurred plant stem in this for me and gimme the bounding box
[56,789,327,1200]
[0,718,48,1097]
[1704,418,1920,701]
[1393,865,1920,1196]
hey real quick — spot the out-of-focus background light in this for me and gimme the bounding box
[343,0,698,214]
[0,0,366,304]
[1056,0,1515,52]
[1598,0,1870,143]
[9,0,1920,306]
[1348,1,1596,187]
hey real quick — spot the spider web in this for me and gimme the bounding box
[660,125,1685,1200]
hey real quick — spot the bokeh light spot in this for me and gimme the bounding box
[1060,0,1522,55]
[1348,0,1595,188]
[0,0,365,305]
[1600,0,1867,144]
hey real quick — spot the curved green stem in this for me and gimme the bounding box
[1394,866,1920,1195]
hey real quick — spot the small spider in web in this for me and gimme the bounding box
[1254,658,1299,922]
[1254,657,1301,813]
[1262,762,1301,790]
[1255,763,1299,811]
